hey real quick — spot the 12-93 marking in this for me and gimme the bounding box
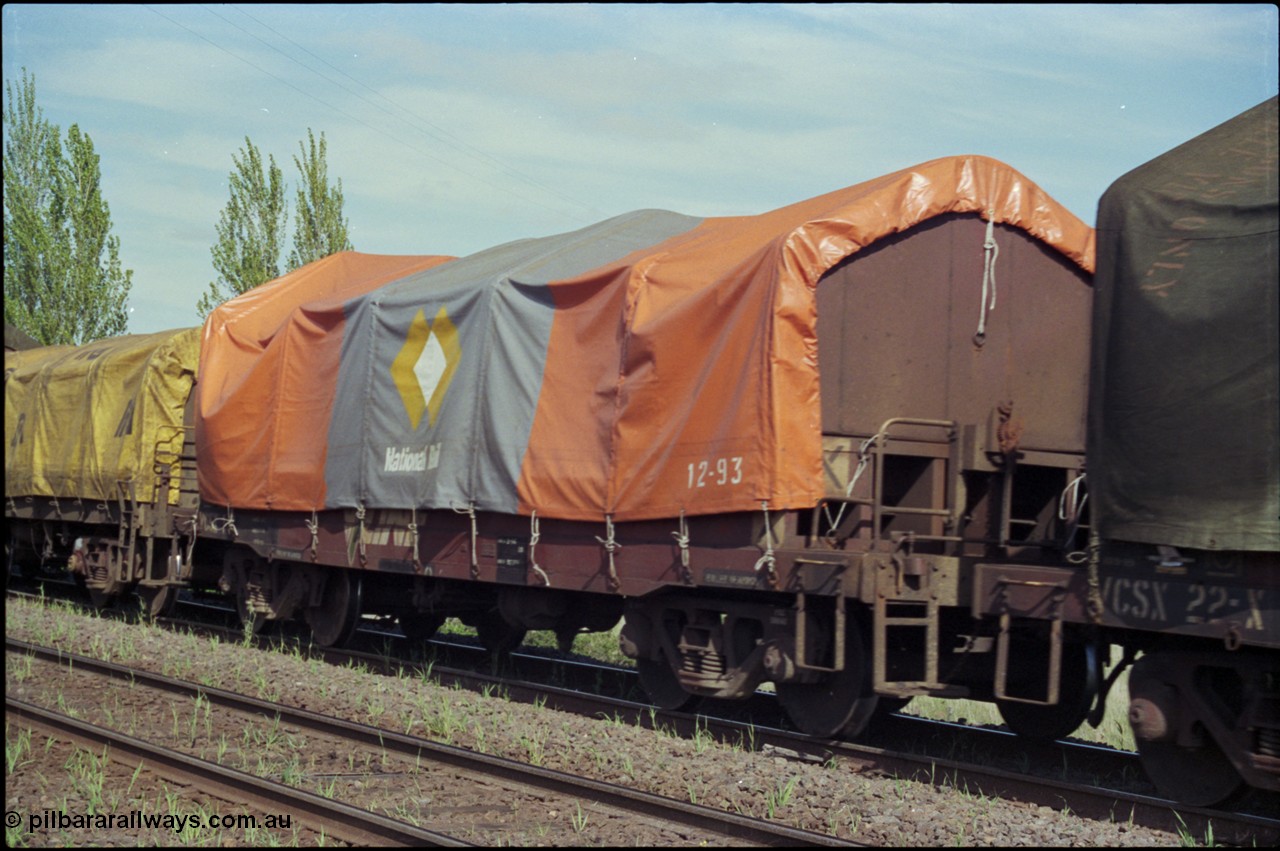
[688,456,743,489]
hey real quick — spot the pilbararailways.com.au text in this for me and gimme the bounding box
[8,809,293,835]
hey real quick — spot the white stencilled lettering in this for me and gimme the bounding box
[384,444,441,473]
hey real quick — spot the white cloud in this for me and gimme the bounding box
[4,3,1275,334]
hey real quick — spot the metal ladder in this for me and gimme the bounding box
[856,418,967,696]
[871,551,966,697]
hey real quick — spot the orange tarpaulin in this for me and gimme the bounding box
[517,155,1094,520]
[194,156,1093,521]
[196,252,455,509]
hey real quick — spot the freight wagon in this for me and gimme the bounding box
[7,105,1277,807]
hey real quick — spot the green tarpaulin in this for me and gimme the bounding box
[1090,97,1279,551]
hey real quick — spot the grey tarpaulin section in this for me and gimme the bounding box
[324,209,702,513]
[1090,96,1279,551]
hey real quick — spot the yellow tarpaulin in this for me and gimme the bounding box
[4,328,200,505]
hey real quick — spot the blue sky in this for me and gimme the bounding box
[4,4,1277,335]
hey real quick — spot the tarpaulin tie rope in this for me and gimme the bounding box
[305,511,320,562]
[355,504,368,566]
[974,210,1000,346]
[1059,472,1088,522]
[453,503,479,579]
[754,501,778,588]
[822,433,877,542]
[408,508,421,573]
[529,511,550,587]
[183,507,199,572]
[1060,472,1089,562]
[596,515,621,591]
[211,506,238,539]
[671,510,692,584]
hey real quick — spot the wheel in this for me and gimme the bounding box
[1136,737,1245,807]
[636,655,702,712]
[305,571,364,648]
[776,609,879,739]
[400,612,445,643]
[1127,652,1246,807]
[137,584,180,620]
[996,642,1098,741]
[475,610,526,656]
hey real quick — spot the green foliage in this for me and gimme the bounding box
[289,128,352,270]
[198,137,287,318]
[199,128,353,318]
[3,69,132,345]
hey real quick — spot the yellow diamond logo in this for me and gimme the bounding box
[390,307,461,430]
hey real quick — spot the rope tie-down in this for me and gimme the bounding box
[596,515,622,591]
[1060,473,1089,562]
[528,511,550,586]
[355,504,368,566]
[452,502,478,579]
[822,433,877,542]
[754,501,779,589]
[671,510,693,584]
[211,506,238,539]
[974,211,1000,347]
[305,511,320,562]
[407,507,421,573]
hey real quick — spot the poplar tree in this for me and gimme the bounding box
[198,137,287,318]
[3,69,132,345]
[288,128,352,270]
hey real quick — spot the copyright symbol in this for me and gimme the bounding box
[4,812,21,829]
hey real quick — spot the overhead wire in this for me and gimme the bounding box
[144,5,594,225]
[227,4,597,216]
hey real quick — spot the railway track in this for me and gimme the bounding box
[6,637,856,847]
[352,631,1280,846]
[5,695,462,846]
[8,586,1278,845]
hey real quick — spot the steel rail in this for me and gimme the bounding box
[342,631,1280,846]
[11,589,1278,844]
[7,637,860,848]
[4,696,466,847]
